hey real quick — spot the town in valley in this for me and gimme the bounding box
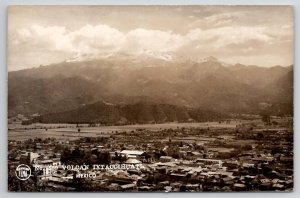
[8,115,293,192]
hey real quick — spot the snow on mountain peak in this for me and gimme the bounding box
[199,56,219,63]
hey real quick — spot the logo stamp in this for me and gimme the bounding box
[15,164,31,180]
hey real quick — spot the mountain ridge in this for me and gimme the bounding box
[8,56,293,121]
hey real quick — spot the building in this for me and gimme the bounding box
[159,156,174,162]
[20,152,40,164]
[120,150,146,160]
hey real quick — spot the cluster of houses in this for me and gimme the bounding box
[8,121,293,192]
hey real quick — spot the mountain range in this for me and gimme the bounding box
[8,54,293,124]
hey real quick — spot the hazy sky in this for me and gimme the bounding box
[8,6,293,71]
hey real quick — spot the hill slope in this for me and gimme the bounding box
[8,55,293,121]
[24,101,226,124]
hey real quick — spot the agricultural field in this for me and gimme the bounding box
[8,121,240,141]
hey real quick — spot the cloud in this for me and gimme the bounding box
[8,6,293,70]
[13,24,189,59]
[69,25,125,54]
[187,26,273,50]
[16,25,72,51]
[14,24,274,56]
[10,22,290,69]
[124,29,184,53]
[188,12,243,29]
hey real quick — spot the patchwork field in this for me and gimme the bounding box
[8,121,239,141]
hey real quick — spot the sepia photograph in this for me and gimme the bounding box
[7,5,293,192]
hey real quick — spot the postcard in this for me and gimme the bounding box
[8,5,293,192]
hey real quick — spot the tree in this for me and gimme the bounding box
[180,185,187,192]
[257,132,264,139]
[261,113,271,124]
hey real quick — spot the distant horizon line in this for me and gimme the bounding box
[8,55,293,72]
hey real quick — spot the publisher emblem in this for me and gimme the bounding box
[15,164,31,180]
